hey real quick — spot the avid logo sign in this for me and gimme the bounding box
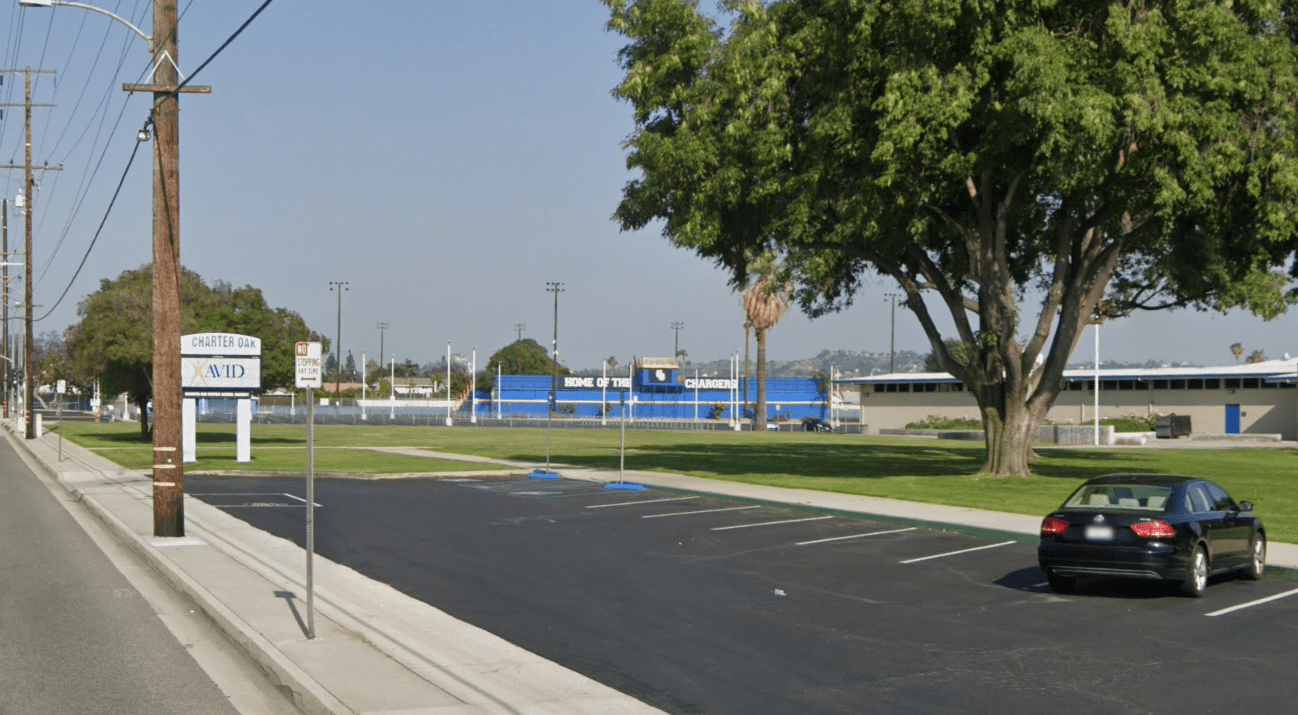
[181,333,262,391]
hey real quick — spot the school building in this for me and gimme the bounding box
[839,358,1298,439]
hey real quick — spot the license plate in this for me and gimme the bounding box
[1085,525,1115,541]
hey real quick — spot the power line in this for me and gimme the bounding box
[177,0,278,92]
[35,118,144,322]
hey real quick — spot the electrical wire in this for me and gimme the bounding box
[35,115,146,322]
[178,0,279,91]
[24,0,277,321]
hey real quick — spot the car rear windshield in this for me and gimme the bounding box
[1062,484,1173,511]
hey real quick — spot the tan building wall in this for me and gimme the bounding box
[857,382,1298,439]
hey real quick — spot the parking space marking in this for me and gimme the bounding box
[586,496,700,509]
[1205,587,1298,617]
[642,506,761,519]
[194,492,321,508]
[796,527,915,546]
[713,516,834,532]
[900,540,1017,564]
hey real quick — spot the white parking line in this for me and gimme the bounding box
[712,516,834,531]
[900,540,1017,564]
[1205,587,1298,617]
[796,527,916,546]
[281,493,322,507]
[642,506,761,519]
[586,496,700,509]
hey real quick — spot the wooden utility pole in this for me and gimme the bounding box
[0,67,57,439]
[1,198,7,419]
[118,1,209,537]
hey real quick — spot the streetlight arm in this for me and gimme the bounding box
[20,1,153,48]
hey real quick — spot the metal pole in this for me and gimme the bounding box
[361,351,367,420]
[471,347,477,424]
[619,386,626,483]
[886,293,900,374]
[445,340,452,426]
[601,359,607,427]
[1094,323,1101,446]
[330,282,347,406]
[305,387,315,639]
[546,282,564,414]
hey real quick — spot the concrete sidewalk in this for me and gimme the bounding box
[10,430,1296,715]
[6,428,668,715]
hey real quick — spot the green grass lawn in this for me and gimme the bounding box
[55,421,1298,543]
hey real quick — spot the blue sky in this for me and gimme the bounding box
[2,0,1295,373]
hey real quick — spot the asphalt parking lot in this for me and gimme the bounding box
[190,474,1298,715]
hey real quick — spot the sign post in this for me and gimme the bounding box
[295,341,322,639]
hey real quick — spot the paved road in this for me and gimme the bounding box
[192,473,1298,715]
[0,440,298,715]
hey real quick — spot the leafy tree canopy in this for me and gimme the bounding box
[605,0,1298,475]
[66,265,325,434]
[479,339,570,391]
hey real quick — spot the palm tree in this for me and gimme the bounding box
[606,355,618,371]
[1230,343,1243,364]
[743,273,790,431]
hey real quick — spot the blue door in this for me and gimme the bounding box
[1225,404,1241,434]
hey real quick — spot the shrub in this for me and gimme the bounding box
[904,415,982,430]
[1101,414,1157,432]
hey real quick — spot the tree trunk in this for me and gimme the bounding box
[743,323,751,419]
[137,395,151,440]
[976,382,1036,476]
[755,327,767,430]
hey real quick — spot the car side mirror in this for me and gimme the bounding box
[1238,501,1254,512]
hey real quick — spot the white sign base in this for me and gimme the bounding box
[182,396,253,464]
[183,398,197,463]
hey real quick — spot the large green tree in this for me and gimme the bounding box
[605,0,1298,475]
[479,339,570,392]
[65,265,324,436]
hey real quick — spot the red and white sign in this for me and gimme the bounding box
[295,342,323,389]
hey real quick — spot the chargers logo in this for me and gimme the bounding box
[655,369,666,381]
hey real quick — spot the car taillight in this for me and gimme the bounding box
[1041,517,1069,535]
[1130,520,1176,539]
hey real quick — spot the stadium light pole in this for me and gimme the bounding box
[330,282,348,405]
[546,282,564,413]
[19,0,211,537]
[885,293,901,374]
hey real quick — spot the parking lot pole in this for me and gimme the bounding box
[306,389,316,639]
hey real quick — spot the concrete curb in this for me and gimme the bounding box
[2,426,349,715]
[6,425,669,715]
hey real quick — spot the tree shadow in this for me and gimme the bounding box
[498,439,1120,481]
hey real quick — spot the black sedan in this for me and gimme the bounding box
[801,417,833,432]
[1038,474,1265,597]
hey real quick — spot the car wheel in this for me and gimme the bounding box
[1046,569,1075,593]
[1245,534,1266,581]
[1182,546,1208,597]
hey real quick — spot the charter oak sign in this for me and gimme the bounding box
[181,333,262,463]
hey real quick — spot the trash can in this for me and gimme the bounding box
[1155,414,1191,438]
